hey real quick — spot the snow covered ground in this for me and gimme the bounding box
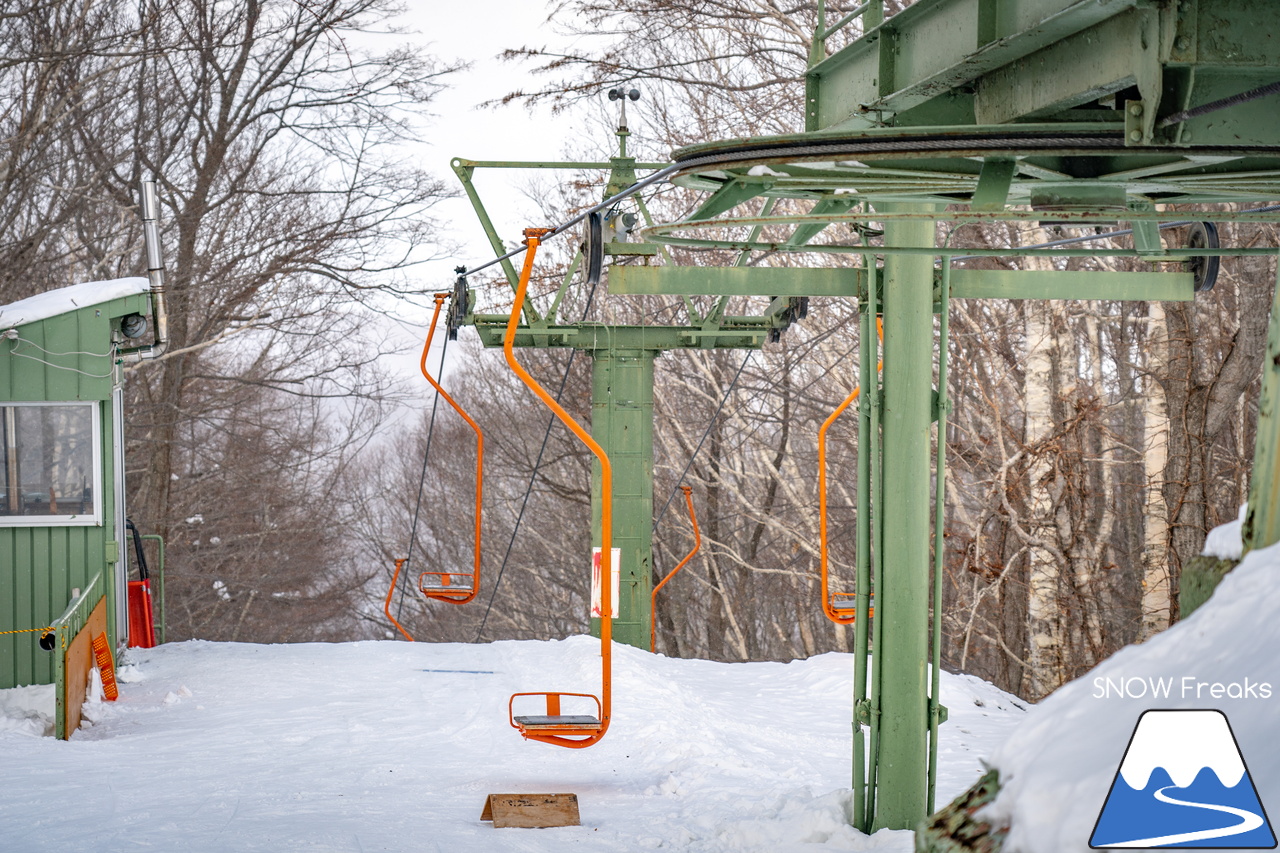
[9,516,1271,852]
[985,530,1280,852]
[0,637,1025,852]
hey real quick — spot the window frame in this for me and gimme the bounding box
[0,401,103,527]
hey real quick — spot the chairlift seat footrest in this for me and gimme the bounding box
[830,594,873,617]
[420,571,474,592]
[514,715,602,730]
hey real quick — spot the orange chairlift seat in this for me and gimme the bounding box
[650,485,700,653]
[417,291,485,603]
[818,317,882,624]
[503,228,612,748]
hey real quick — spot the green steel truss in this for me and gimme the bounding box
[452,149,794,654]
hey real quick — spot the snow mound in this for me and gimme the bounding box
[0,636,1024,852]
[0,683,55,738]
[982,537,1280,853]
[1203,504,1246,560]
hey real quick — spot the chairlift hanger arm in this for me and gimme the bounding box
[502,229,613,748]
[383,559,415,642]
[819,317,883,625]
[650,485,701,653]
[417,293,485,604]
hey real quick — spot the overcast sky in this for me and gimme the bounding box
[401,2,585,283]
[381,3,645,393]
[372,3,579,388]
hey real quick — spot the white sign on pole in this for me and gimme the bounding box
[590,547,621,618]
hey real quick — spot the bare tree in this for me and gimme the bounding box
[0,2,144,300]
[362,0,1274,705]
[0,0,462,642]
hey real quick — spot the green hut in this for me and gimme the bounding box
[0,277,157,689]
[0,182,168,738]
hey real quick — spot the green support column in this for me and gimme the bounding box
[589,348,658,649]
[872,203,936,831]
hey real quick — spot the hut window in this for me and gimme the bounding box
[0,403,101,525]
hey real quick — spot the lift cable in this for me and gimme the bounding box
[397,330,450,625]
[951,203,1280,262]
[1158,81,1280,129]
[653,350,754,529]
[473,275,603,643]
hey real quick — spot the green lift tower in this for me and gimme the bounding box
[451,0,1280,835]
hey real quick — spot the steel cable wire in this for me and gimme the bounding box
[397,332,450,625]
[473,276,602,642]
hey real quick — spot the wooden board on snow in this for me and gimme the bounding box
[481,793,580,828]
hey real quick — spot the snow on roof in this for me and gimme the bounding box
[0,277,150,330]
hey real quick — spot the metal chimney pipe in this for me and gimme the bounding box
[122,178,170,362]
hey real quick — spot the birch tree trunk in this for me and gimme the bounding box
[1023,296,1066,698]
[1141,301,1172,639]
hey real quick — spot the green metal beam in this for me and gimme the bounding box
[451,159,521,291]
[806,0,1280,144]
[785,197,859,248]
[949,269,1194,301]
[610,265,862,296]
[688,180,770,222]
[975,7,1161,131]
[469,321,770,351]
[609,265,1194,301]
[807,0,1140,130]
[449,155,669,299]
[970,158,1018,210]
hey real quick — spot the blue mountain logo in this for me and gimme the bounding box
[1091,709,1276,848]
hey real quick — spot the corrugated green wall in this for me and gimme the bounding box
[0,291,150,689]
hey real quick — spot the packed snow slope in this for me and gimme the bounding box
[1,637,1024,852]
[984,535,1280,853]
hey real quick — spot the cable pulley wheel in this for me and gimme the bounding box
[448,268,467,340]
[584,211,605,286]
[1186,221,1221,292]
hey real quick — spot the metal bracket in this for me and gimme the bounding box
[605,242,659,257]
[971,158,1017,211]
[1125,99,1148,146]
